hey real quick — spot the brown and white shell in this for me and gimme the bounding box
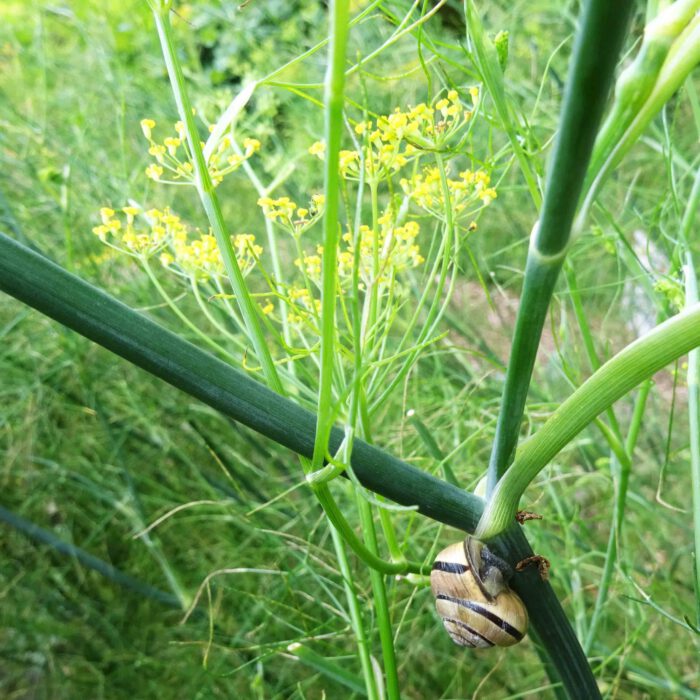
[430,540,528,648]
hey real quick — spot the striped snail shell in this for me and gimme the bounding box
[430,536,528,648]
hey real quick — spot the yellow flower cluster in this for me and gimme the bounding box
[287,285,322,325]
[308,89,479,181]
[343,220,424,287]
[92,206,175,256]
[93,206,261,282]
[258,194,325,236]
[140,118,260,187]
[162,231,261,280]
[400,166,496,217]
[294,216,424,290]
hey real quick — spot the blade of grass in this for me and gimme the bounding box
[483,0,635,495]
[0,230,599,698]
[286,642,369,696]
[0,504,182,609]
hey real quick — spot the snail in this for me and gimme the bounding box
[430,536,528,648]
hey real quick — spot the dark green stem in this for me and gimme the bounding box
[0,231,599,698]
[484,0,635,494]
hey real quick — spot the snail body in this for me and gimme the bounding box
[430,537,528,648]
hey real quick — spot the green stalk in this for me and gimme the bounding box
[0,504,182,608]
[579,10,700,226]
[329,526,379,700]
[586,0,700,191]
[584,380,651,652]
[313,0,350,470]
[313,484,422,575]
[0,231,601,697]
[150,4,283,394]
[355,496,400,700]
[685,253,700,627]
[477,303,700,540]
[154,2,399,580]
[287,640,370,697]
[484,0,635,495]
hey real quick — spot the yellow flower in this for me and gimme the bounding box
[339,150,359,176]
[164,137,181,154]
[148,144,166,161]
[140,119,156,139]
[261,300,274,315]
[100,207,115,224]
[243,138,261,155]
[122,206,140,224]
[258,196,296,222]
[146,164,163,180]
[308,141,326,158]
[92,224,108,241]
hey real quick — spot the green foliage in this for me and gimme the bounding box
[2,0,700,698]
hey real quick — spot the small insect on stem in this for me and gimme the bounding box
[430,536,528,648]
[516,555,551,582]
[516,510,544,525]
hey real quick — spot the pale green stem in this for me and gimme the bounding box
[685,254,700,627]
[312,0,350,470]
[330,526,380,700]
[586,0,700,193]
[151,6,283,394]
[311,483,424,575]
[579,11,700,228]
[355,495,400,700]
[584,379,651,652]
[141,260,238,364]
[477,303,700,540]
[153,2,413,582]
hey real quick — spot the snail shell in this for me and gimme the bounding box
[430,538,528,648]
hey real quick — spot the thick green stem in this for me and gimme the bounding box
[484,0,635,495]
[477,304,700,540]
[0,231,600,697]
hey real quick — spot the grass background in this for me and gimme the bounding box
[1,0,699,697]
